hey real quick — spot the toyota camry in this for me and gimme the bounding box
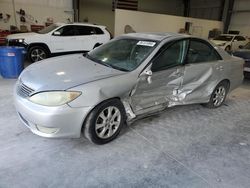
[14,33,244,144]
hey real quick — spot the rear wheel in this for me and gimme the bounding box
[83,99,126,144]
[225,45,231,52]
[203,81,229,108]
[28,46,49,62]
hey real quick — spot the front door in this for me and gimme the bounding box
[50,25,81,53]
[130,39,188,115]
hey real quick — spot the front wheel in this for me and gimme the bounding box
[28,46,49,62]
[83,99,126,144]
[203,81,229,108]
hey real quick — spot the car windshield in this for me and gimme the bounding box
[243,42,250,49]
[213,35,233,41]
[37,24,59,34]
[87,38,158,72]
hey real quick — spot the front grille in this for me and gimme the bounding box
[17,81,35,98]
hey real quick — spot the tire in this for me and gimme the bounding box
[225,45,231,52]
[203,81,229,108]
[83,99,126,144]
[28,46,49,62]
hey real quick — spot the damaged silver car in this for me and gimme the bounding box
[14,33,244,144]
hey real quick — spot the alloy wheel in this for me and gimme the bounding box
[212,86,226,106]
[95,106,121,139]
[31,48,46,62]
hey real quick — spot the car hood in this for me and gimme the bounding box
[211,40,228,45]
[233,49,250,59]
[7,32,39,39]
[19,54,125,92]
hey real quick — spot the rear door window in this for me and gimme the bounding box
[235,36,246,41]
[74,26,95,36]
[187,39,221,64]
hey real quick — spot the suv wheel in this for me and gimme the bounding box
[28,46,49,62]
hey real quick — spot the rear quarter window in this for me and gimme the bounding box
[95,27,104,34]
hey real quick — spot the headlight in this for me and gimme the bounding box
[29,91,81,106]
[10,38,25,43]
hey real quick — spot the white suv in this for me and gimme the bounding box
[210,34,248,52]
[6,23,111,62]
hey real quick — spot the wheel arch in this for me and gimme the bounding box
[27,43,51,54]
[93,43,103,49]
[80,97,124,132]
[218,79,230,91]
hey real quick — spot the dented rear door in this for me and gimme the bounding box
[179,39,223,104]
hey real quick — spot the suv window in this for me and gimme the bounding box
[187,39,221,64]
[235,36,246,41]
[74,26,95,35]
[56,26,75,36]
[95,27,104,34]
[152,40,188,72]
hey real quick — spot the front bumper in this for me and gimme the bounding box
[14,91,92,138]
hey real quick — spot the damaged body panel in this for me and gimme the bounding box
[14,32,244,141]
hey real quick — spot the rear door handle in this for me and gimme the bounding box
[216,65,224,71]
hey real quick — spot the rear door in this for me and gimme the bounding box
[130,39,189,114]
[180,39,224,104]
[74,25,97,51]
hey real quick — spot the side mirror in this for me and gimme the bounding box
[145,70,152,76]
[140,69,152,77]
[140,69,152,84]
[53,31,61,36]
[239,45,243,49]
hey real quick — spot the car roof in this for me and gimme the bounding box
[219,34,239,37]
[121,32,189,41]
[55,22,105,28]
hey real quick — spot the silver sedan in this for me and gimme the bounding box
[14,33,244,144]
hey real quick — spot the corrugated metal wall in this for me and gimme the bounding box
[229,0,250,36]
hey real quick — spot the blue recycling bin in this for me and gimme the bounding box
[0,46,26,78]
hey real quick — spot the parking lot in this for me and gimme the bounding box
[0,77,249,188]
